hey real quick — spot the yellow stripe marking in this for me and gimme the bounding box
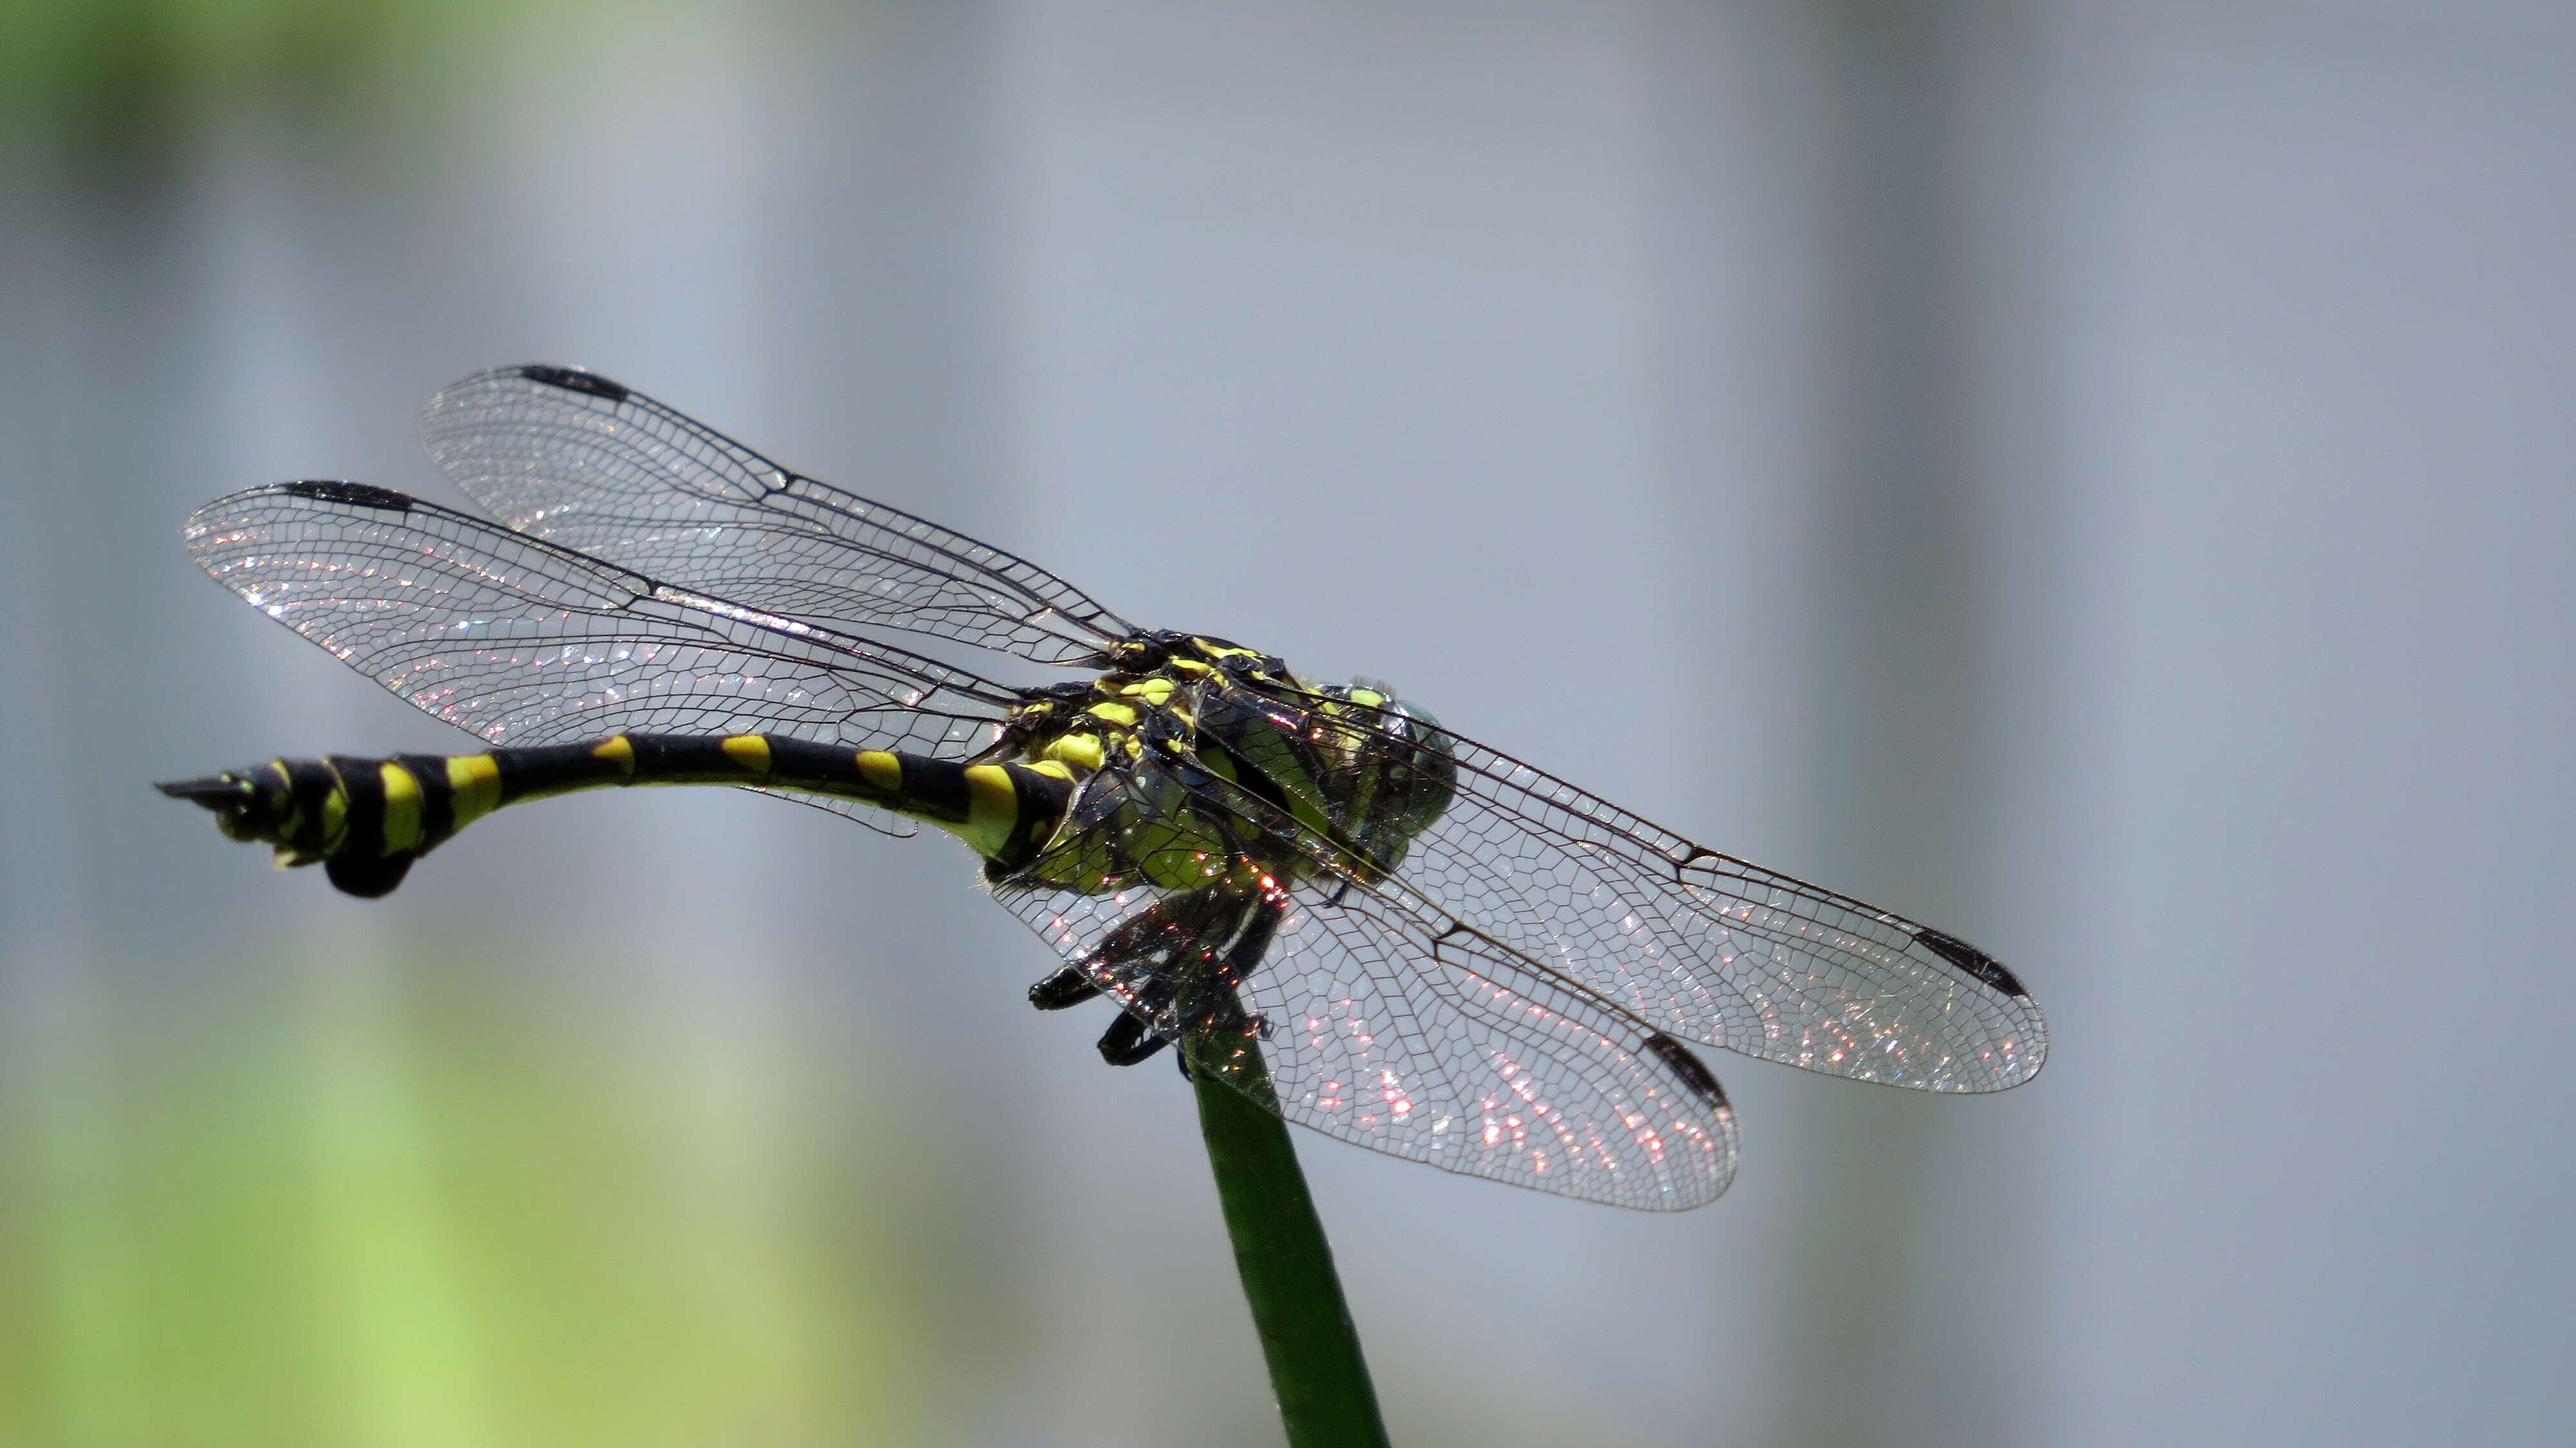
[722,734,772,772]
[958,765,1020,859]
[321,782,348,854]
[1088,701,1139,727]
[855,750,901,791]
[591,735,636,774]
[1042,734,1105,774]
[1023,759,1077,783]
[379,763,424,851]
[260,759,301,844]
[448,755,502,828]
[1121,678,1175,706]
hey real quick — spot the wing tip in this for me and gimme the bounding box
[1911,925,2031,998]
[2007,1025,2049,1085]
[1944,1018,2049,1094]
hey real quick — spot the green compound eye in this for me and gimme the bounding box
[1369,697,1459,844]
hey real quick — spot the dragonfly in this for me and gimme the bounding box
[160,364,2046,1211]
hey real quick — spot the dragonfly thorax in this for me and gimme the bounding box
[994,639,1458,895]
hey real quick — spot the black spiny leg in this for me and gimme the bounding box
[1065,881,1290,1072]
[1028,964,1104,1010]
[1052,891,1198,1064]
[1177,889,1286,1042]
[1096,1010,1171,1067]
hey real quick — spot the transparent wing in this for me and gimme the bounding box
[1260,686,2047,1092]
[998,763,1738,1210]
[419,365,1138,666]
[183,481,1019,835]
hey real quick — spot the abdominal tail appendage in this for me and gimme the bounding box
[156,753,466,899]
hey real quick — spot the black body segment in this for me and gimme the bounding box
[158,734,1075,895]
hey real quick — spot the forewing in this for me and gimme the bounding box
[184,482,1018,834]
[419,365,1137,665]
[998,766,1738,1210]
[1271,690,2047,1092]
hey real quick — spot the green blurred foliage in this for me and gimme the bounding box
[0,955,957,1447]
[0,0,582,144]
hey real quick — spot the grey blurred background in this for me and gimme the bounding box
[3,2,2570,1444]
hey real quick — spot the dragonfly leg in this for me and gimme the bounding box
[1070,881,1283,1067]
[1027,964,1103,1010]
[1177,887,1285,1035]
[1096,1009,1171,1067]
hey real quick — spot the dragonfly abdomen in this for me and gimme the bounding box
[158,734,1076,897]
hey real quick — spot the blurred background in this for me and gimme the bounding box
[3,1,2570,1444]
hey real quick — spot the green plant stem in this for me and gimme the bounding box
[1188,1039,1392,1448]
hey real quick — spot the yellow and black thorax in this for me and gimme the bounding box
[992,632,1459,895]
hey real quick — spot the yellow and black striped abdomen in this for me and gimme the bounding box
[158,734,1077,898]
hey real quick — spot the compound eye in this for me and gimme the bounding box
[1371,697,1459,834]
[1381,698,1439,734]
[1372,698,1449,754]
